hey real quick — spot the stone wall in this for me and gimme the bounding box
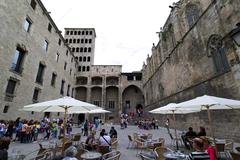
[142,0,240,141]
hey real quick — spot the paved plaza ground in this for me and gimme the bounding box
[8,124,240,160]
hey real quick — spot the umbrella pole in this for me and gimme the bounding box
[172,111,179,150]
[62,107,67,155]
[206,106,216,146]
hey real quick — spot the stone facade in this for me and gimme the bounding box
[142,0,240,141]
[0,0,77,120]
[0,0,145,123]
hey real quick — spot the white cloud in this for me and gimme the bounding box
[41,0,179,72]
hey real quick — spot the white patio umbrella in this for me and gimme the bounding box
[88,108,111,114]
[149,103,199,150]
[21,96,101,151]
[177,95,240,144]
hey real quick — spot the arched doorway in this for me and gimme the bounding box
[122,85,144,118]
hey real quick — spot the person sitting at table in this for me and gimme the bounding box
[0,137,11,160]
[99,130,111,152]
[197,127,206,137]
[182,127,197,149]
[187,137,210,160]
[85,132,96,151]
[63,146,78,160]
[201,136,216,160]
[109,126,117,138]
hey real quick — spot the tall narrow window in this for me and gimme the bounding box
[6,79,17,95]
[89,31,93,35]
[32,88,40,102]
[24,17,32,32]
[86,31,89,35]
[80,47,83,52]
[11,47,26,74]
[51,73,57,86]
[67,84,70,96]
[77,39,80,43]
[69,39,72,43]
[30,0,37,10]
[73,39,76,43]
[85,39,88,43]
[185,4,200,27]
[64,62,67,70]
[48,23,52,32]
[86,66,90,71]
[81,39,84,43]
[58,39,61,46]
[89,39,92,43]
[70,69,72,75]
[60,80,65,95]
[66,31,69,35]
[70,31,73,35]
[56,52,59,62]
[82,66,86,72]
[3,105,9,113]
[88,47,92,52]
[83,57,86,62]
[66,50,68,56]
[84,47,87,52]
[87,56,91,62]
[79,57,82,62]
[65,39,68,43]
[108,101,115,109]
[78,66,81,72]
[36,63,45,84]
[43,40,49,51]
[71,88,74,97]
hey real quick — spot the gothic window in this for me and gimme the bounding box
[207,34,230,73]
[185,3,200,27]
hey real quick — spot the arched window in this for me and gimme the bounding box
[86,66,90,71]
[72,47,75,52]
[74,31,77,35]
[82,66,86,72]
[78,31,81,35]
[88,47,91,52]
[78,66,81,72]
[76,47,79,52]
[207,34,230,73]
[81,39,84,43]
[69,39,72,43]
[83,57,86,62]
[79,57,82,62]
[185,3,200,27]
[73,39,76,43]
[85,39,88,43]
[77,39,80,43]
[84,47,87,52]
[65,39,68,43]
[89,39,92,43]
[87,56,91,62]
[80,47,83,52]
[82,31,85,35]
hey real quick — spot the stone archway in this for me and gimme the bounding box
[122,85,144,117]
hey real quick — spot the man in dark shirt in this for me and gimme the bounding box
[182,127,197,149]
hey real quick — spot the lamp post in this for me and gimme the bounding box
[230,23,240,46]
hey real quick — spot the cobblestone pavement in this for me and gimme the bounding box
[8,124,186,160]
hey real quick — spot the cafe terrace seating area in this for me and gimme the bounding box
[8,125,240,160]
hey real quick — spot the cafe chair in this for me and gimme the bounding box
[230,152,240,160]
[135,138,147,155]
[154,146,167,160]
[127,135,136,149]
[158,138,165,146]
[111,139,118,150]
[98,145,111,155]
[102,150,121,160]
[224,139,234,151]
[35,150,52,160]
[72,133,81,146]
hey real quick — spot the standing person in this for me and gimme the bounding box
[83,120,89,136]
[0,137,11,160]
[5,121,14,139]
[165,118,170,133]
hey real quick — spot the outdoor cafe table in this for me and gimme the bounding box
[81,151,102,160]
[163,151,187,160]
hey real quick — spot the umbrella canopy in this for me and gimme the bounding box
[88,108,111,114]
[177,95,240,145]
[149,103,199,114]
[149,103,199,150]
[22,96,101,113]
[178,95,240,110]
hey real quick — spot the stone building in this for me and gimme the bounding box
[0,0,145,122]
[142,0,240,141]
[0,0,77,120]
[64,28,144,123]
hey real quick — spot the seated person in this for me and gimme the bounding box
[85,132,96,151]
[109,126,117,138]
[182,127,197,149]
[201,137,216,160]
[197,127,206,137]
[99,131,111,147]
[187,137,210,160]
[63,146,78,160]
[0,137,11,160]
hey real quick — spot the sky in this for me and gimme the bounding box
[41,0,178,72]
